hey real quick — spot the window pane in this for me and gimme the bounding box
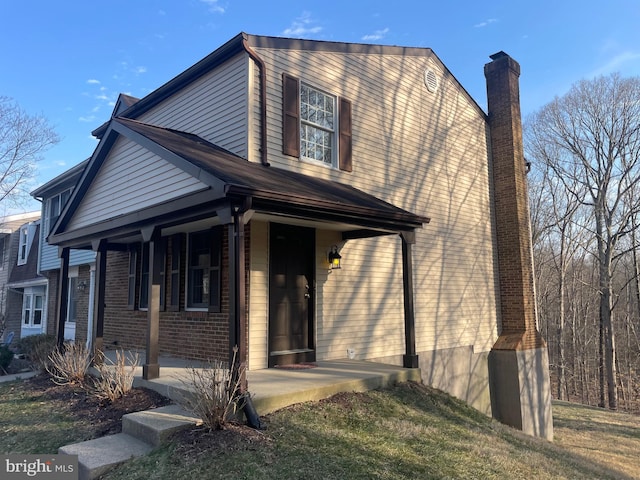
[34,311,42,325]
[24,310,30,324]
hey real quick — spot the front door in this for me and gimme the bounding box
[269,223,315,367]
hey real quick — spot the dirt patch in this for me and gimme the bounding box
[171,422,272,462]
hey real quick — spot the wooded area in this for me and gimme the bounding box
[526,73,640,412]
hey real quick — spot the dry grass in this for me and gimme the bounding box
[553,400,640,479]
[46,342,93,386]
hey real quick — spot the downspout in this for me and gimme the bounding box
[242,37,270,167]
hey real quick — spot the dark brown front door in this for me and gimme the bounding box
[269,223,315,367]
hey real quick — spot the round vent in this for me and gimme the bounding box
[424,68,439,93]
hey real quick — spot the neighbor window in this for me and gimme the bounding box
[45,189,72,234]
[22,293,43,327]
[17,226,28,265]
[282,73,352,172]
[187,228,221,311]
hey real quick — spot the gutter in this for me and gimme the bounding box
[241,36,270,167]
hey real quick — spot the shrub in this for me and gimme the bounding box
[0,345,12,373]
[46,343,93,386]
[93,350,139,402]
[16,334,57,372]
[174,348,246,430]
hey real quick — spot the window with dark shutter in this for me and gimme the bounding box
[127,247,137,310]
[282,72,352,171]
[339,98,352,172]
[168,234,182,311]
[283,73,300,157]
[187,227,222,312]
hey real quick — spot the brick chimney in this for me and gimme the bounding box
[485,51,553,440]
[484,51,545,351]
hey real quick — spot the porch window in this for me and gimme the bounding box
[168,234,183,311]
[139,240,167,311]
[187,228,221,311]
[139,243,149,309]
[127,248,137,310]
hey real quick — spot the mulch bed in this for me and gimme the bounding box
[7,366,272,455]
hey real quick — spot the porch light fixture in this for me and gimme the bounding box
[77,280,87,292]
[328,245,342,270]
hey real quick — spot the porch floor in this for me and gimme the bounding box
[102,351,422,416]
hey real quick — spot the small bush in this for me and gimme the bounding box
[0,345,12,373]
[16,334,57,372]
[174,348,246,430]
[46,343,93,386]
[93,350,139,402]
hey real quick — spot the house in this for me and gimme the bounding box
[42,33,552,439]
[0,211,44,343]
[31,160,95,345]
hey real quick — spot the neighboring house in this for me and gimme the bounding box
[0,212,44,343]
[42,33,552,439]
[31,160,95,345]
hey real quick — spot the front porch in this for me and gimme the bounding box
[104,351,421,416]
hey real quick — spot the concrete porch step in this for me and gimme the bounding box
[59,405,200,480]
[122,404,202,446]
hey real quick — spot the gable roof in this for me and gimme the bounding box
[48,117,428,249]
[92,32,484,138]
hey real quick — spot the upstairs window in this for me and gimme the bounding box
[45,189,72,234]
[300,83,336,166]
[18,226,28,265]
[283,73,352,172]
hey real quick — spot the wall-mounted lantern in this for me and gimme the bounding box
[328,245,342,270]
[77,280,87,292]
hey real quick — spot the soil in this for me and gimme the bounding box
[7,364,271,455]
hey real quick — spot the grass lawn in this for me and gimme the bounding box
[1,377,638,479]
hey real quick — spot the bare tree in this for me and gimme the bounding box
[0,96,59,209]
[526,73,640,410]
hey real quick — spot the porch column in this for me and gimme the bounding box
[228,207,249,391]
[401,231,419,368]
[91,239,107,356]
[56,247,70,348]
[143,228,162,380]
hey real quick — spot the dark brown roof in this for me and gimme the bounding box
[113,117,429,230]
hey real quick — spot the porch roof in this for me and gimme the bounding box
[48,117,429,249]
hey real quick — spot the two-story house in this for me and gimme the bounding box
[0,211,44,343]
[43,33,552,439]
[31,160,95,345]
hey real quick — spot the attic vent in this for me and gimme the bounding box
[424,68,439,93]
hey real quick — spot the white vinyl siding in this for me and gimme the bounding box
[140,53,249,159]
[67,138,210,232]
[254,45,498,358]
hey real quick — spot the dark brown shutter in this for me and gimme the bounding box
[282,73,300,157]
[339,97,352,172]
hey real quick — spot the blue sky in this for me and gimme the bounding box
[2,0,640,212]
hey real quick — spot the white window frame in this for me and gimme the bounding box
[17,226,29,265]
[300,82,337,168]
[22,290,44,328]
[45,188,72,234]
